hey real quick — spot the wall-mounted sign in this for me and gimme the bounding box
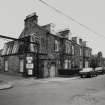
[28,69,33,75]
[26,56,34,76]
[26,57,33,61]
[26,56,33,63]
[26,63,34,69]
[27,60,32,64]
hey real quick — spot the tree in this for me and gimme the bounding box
[90,55,98,69]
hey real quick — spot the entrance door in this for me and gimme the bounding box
[50,64,56,78]
[44,61,49,77]
[20,59,24,73]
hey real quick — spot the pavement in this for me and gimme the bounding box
[0,74,105,105]
[0,73,23,90]
[0,81,13,90]
[0,73,79,89]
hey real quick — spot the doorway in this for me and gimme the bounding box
[20,59,24,73]
[49,64,56,78]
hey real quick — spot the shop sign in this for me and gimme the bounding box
[26,63,34,69]
[28,69,33,75]
[26,56,33,63]
[26,57,33,61]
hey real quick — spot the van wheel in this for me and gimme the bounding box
[81,75,83,78]
[88,74,92,78]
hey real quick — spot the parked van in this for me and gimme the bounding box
[95,67,104,75]
[79,68,97,78]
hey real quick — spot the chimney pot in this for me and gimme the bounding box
[72,37,77,43]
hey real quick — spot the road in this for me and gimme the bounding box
[0,75,105,105]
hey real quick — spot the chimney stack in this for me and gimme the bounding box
[58,29,70,39]
[24,12,38,28]
[82,41,86,47]
[72,37,77,43]
[79,38,82,45]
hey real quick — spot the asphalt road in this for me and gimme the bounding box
[0,75,105,105]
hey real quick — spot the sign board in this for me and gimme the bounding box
[28,69,33,75]
[27,60,32,64]
[26,56,33,63]
[26,63,34,69]
[26,56,34,76]
[26,57,33,61]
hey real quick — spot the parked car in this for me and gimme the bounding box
[103,67,105,74]
[79,68,97,78]
[95,67,104,75]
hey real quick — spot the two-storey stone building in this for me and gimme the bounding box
[1,12,92,78]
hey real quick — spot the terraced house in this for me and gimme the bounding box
[0,12,92,78]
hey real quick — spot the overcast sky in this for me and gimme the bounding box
[0,0,105,56]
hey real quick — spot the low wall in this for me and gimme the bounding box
[58,68,81,76]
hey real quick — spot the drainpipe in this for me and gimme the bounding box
[36,43,39,78]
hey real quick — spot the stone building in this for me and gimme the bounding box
[82,41,92,68]
[1,12,92,78]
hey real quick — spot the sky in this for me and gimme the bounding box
[0,0,105,56]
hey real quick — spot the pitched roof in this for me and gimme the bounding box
[2,41,19,55]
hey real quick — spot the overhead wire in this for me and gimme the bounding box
[37,0,105,39]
